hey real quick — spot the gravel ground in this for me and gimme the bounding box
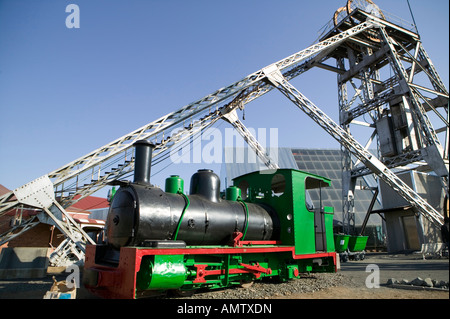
[0,253,448,299]
[183,272,350,299]
[0,271,350,299]
[170,252,449,300]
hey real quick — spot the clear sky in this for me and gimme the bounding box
[0,0,448,196]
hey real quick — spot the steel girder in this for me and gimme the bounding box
[0,21,376,263]
[329,9,448,234]
[1,10,447,263]
[0,20,375,215]
[262,65,444,228]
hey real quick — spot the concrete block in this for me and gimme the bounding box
[0,247,49,279]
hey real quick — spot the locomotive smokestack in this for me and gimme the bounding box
[133,140,155,185]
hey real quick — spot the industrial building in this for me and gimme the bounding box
[0,185,108,251]
[0,184,108,278]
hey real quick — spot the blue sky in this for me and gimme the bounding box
[0,0,448,195]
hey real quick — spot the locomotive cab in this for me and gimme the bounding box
[233,169,335,255]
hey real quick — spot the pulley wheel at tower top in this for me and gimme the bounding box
[346,0,385,42]
[333,7,348,27]
[346,0,385,20]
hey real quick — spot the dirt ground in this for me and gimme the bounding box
[306,252,449,300]
[1,272,448,300]
[275,285,449,299]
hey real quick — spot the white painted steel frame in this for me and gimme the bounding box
[0,12,447,263]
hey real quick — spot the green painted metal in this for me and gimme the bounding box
[172,192,190,241]
[135,246,336,293]
[324,206,335,252]
[348,235,368,252]
[136,255,186,290]
[232,169,334,256]
[238,199,249,240]
[225,186,241,201]
[334,234,350,253]
[165,175,184,194]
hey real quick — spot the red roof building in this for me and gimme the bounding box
[0,184,109,251]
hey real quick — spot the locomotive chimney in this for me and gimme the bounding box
[133,140,155,185]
